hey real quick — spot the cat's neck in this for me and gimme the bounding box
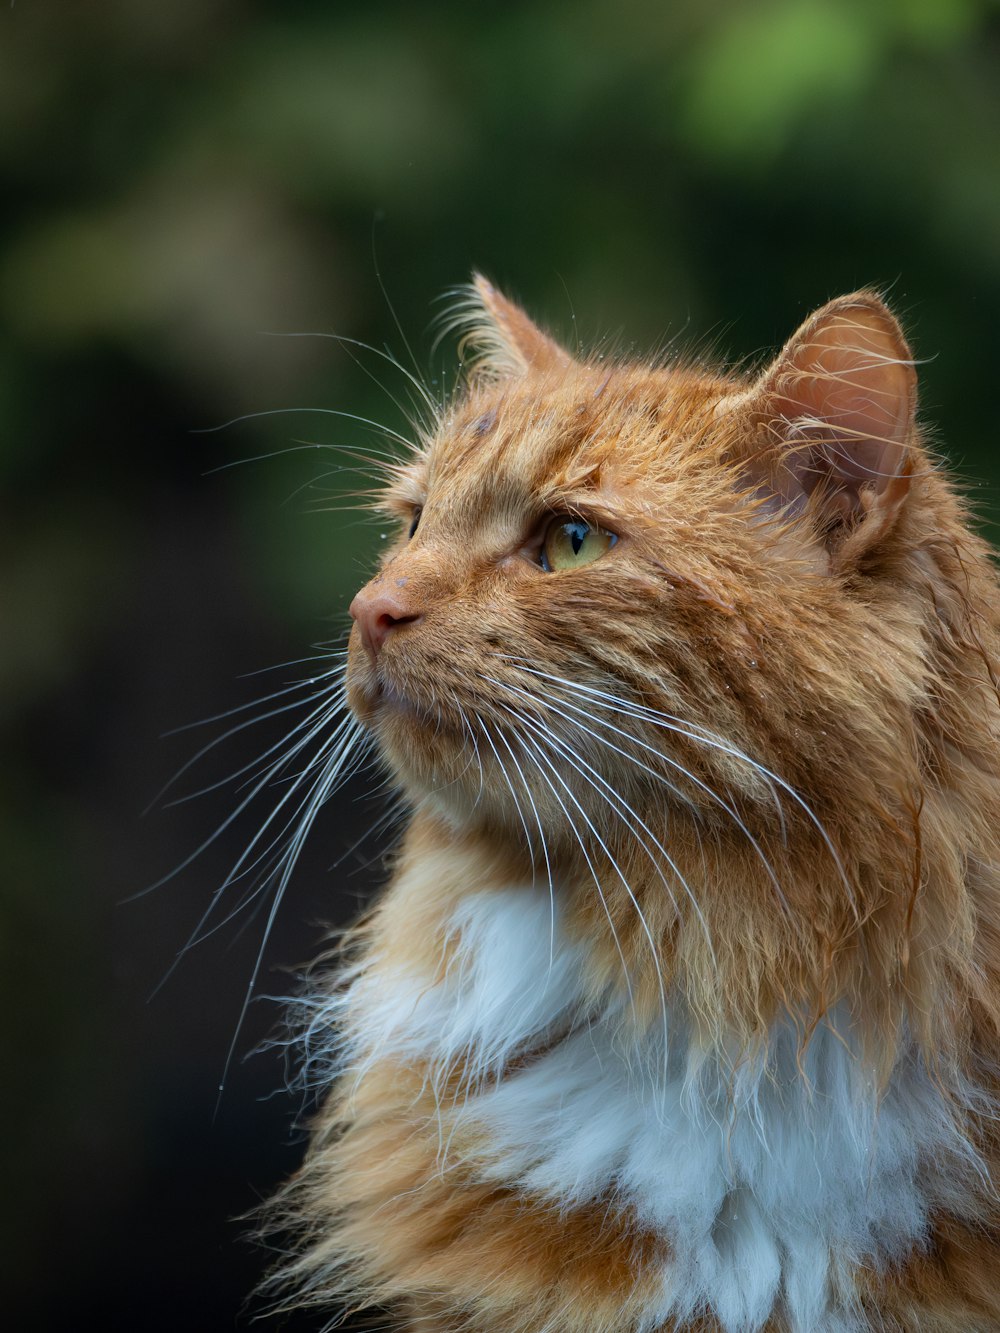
[370,807,964,1071]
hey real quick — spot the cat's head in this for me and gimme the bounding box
[348,273,926,848]
[340,276,1000,1045]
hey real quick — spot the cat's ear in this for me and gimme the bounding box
[452,274,573,378]
[743,292,917,558]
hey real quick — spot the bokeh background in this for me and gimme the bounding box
[6,1,1000,1328]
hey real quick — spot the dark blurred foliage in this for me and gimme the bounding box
[4,1,1000,1328]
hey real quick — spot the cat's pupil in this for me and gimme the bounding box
[539,516,615,573]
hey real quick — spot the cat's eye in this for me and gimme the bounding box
[540,516,617,572]
[407,507,422,539]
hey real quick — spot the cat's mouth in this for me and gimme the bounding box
[367,680,426,721]
[348,669,462,738]
[349,672,408,719]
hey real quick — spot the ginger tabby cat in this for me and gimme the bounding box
[267,278,1000,1331]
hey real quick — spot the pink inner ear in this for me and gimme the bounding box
[766,299,917,516]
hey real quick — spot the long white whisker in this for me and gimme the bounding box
[234,644,350,679]
[512,664,852,908]
[446,691,485,797]
[139,700,356,904]
[194,407,414,453]
[478,721,536,879]
[498,696,718,970]
[214,725,374,1113]
[159,678,350,810]
[217,714,363,887]
[549,695,791,921]
[150,661,347,808]
[260,330,440,424]
[162,656,346,735]
[287,329,439,441]
[500,706,672,1050]
[500,658,788,832]
[514,723,642,1021]
[490,674,790,920]
[329,791,409,875]
[490,722,557,969]
[152,712,364,995]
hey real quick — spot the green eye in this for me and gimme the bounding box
[540,516,618,572]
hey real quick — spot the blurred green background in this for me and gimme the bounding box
[5,1,1000,1328]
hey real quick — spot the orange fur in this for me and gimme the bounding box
[265,279,1000,1329]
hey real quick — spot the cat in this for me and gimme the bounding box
[265,276,1000,1331]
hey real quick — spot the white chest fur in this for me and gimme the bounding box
[319,887,982,1333]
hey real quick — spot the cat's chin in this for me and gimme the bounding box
[348,682,528,832]
[349,674,417,726]
[348,674,472,786]
[349,674,453,733]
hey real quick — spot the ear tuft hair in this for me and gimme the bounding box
[437,274,572,380]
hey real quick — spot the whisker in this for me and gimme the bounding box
[157,678,349,811]
[329,790,409,876]
[150,711,363,993]
[489,722,557,969]
[193,408,414,453]
[371,229,435,424]
[511,722,640,1022]
[213,724,375,1114]
[497,703,675,1050]
[489,673,791,921]
[443,690,485,797]
[160,659,346,737]
[517,663,794,811]
[497,694,718,970]
[478,720,537,878]
[134,696,354,903]
[234,644,350,679]
[258,329,441,427]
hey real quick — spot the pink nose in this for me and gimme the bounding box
[349,583,422,663]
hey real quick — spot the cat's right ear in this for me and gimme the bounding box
[448,274,573,379]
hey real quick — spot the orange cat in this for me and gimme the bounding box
[268,278,1000,1331]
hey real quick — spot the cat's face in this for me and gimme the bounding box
[346,278,921,879]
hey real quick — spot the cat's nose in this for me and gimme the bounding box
[349,583,423,663]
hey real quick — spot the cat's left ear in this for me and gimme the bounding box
[744,292,917,559]
[455,274,573,378]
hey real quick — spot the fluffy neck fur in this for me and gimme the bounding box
[302,875,985,1332]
